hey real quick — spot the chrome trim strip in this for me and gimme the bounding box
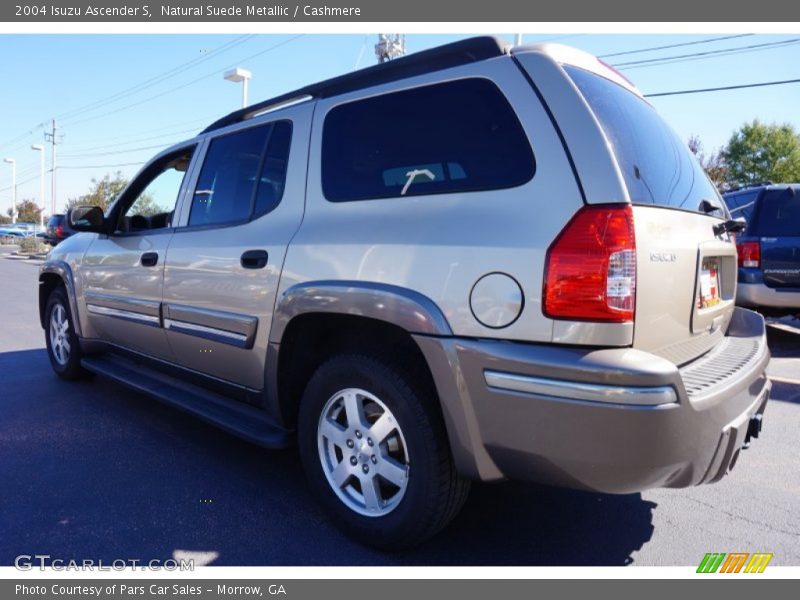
[484,370,678,406]
[164,318,250,349]
[163,303,257,339]
[84,292,161,317]
[86,304,161,327]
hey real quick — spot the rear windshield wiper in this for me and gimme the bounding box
[696,198,746,236]
[698,199,723,215]
[713,217,747,237]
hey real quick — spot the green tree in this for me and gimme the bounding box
[66,171,129,212]
[688,135,728,189]
[722,120,800,186]
[7,199,44,224]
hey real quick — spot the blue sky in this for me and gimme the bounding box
[0,33,798,215]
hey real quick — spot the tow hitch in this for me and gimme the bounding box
[743,413,763,449]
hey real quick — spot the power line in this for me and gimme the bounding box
[599,34,753,58]
[61,142,184,159]
[644,77,800,97]
[56,35,256,122]
[66,117,216,150]
[62,35,305,128]
[613,37,800,69]
[0,123,47,156]
[0,173,40,195]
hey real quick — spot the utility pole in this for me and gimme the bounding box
[44,119,60,216]
[375,34,406,63]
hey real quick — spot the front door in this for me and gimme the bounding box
[80,145,196,360]
[162,109,308,391]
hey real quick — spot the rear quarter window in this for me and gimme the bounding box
[321,78,535,202]
[566,66,724,215]
[752,189,800,237]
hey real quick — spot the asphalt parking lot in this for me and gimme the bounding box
[1,247,798,567]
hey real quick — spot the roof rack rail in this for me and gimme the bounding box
[201,36,510,134]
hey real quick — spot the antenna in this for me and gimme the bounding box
[375,34,406,63]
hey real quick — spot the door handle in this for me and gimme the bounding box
[141,252,159,267]
[240,249,269,269]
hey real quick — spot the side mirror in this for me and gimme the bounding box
[68,206,106,233]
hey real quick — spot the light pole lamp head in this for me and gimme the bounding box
[224,67,251,83]
[31,144,44,151]
[3,157,15,165]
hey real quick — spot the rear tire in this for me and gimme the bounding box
[45,287,88,380]
[297,353,470,550]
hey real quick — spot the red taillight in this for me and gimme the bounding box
[737,240,760,268]
[544,204,636,322]
[56,224,64,237]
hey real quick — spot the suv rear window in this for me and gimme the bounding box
[321,78,535,202]
[751,188,800,236]
[566,66,724,215]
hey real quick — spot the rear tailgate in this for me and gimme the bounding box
[563,63,736,365]
[752,188,800,289]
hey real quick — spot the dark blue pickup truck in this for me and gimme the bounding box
[723,184,800,315]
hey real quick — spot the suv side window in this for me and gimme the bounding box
[321,78,535,202]
[116,147,194,233]
[188,121,293,227]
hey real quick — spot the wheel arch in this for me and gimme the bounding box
[39,261,82,337]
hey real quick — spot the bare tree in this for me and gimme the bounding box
[688,135,729,190]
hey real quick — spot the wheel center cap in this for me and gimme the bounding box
[357,440,371,463]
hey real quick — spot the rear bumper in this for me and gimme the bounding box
[414,307,771,493]
[737,281,800,309]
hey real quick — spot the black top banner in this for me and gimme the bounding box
[2,0,799,22]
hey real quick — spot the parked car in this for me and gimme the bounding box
[724,184,800,316]
[722,182,774,224]
[39,37,771,549]
[0,222,44,240]
[45,214,75,246]
[0,225,24,238]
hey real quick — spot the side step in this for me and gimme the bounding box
[81,354,292,448]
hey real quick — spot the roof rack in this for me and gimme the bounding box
[201,36,510,134]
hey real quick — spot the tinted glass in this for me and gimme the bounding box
[752,189,800,236]
[189,125,270,227]
[723,189,759,222]
[566,66,724,214]
[254,121,292,217]
[322,78,534,202]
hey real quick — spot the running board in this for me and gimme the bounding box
[81,354,291,448]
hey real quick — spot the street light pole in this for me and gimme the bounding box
[31,144,45,227]
[224,67,252,108]
[3,158,16,224]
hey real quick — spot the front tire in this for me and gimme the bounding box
[45,287,88,380]
[298,354,470,549]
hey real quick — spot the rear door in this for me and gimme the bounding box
[162,105,310,393]
[751,187,800,288]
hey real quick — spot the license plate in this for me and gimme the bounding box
[698,259,721,309]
